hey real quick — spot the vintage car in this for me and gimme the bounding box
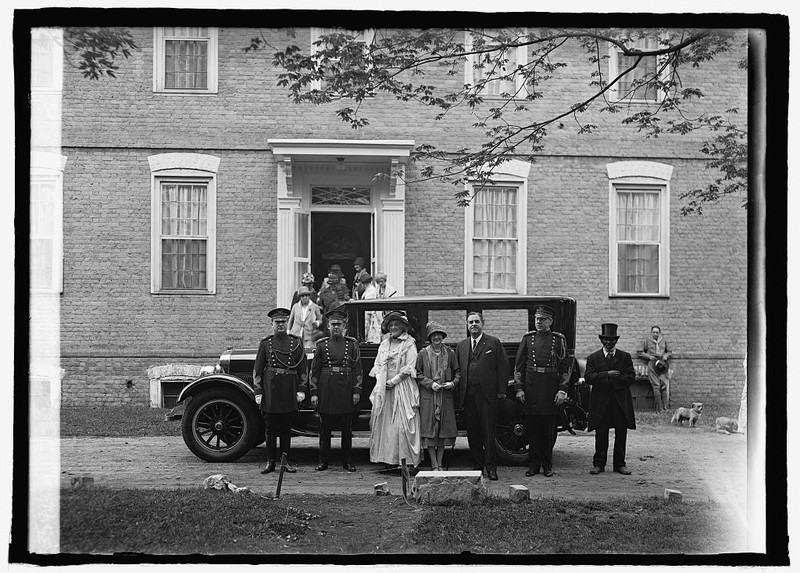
[166,295,588,465]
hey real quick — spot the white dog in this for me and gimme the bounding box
[715,416,739,435]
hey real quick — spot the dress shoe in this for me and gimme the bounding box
[589,466,604,475]
[487,469,498,481]
[525,467,540,477]
[283,462,297,473]
[613,465,631,475]
[343,463,357,472]
[543,468,554,477]
[315,463,328,471]
[260,460,276,474]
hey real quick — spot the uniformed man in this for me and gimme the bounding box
[309,306,362,472]
[513,305,571,478]
[253,307,308,474]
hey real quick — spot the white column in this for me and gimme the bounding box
[277,197,301,307]
[379,198,405,295]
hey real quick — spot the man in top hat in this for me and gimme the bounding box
[352,256,369,300]
[584,323,636,475]
[253,307,308,474]
[456,311,509,481]
[513,305,571,477]
[309,306,362,472]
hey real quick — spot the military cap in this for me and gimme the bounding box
[267,307,291,320]
[325,307,348,321]
[534,305,555,320]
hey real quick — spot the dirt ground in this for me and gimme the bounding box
[56,424,753,552]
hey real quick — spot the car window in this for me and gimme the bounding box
[427,309,469,346]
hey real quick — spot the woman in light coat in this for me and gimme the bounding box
[416,322,460,471]
[368,311,421,468]
[287,286,323,353]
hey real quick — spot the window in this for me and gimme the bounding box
[607,161,672,297]
[31,28,63,91]
[153,27,218,93]
[30,154,65,293]
[149,153,219,294]
[465,29,528,98]
[464,161,529,294]
[310,28,376,94]
[608,37,667,103]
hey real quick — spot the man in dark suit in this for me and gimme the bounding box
[456,312,509,480]
[584,323,636,475]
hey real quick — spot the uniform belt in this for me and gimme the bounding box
[267,367,293,375]
[531,366,557,373]
[323,366,348,373]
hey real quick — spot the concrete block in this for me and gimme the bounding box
[374,482,390,496]
[509,484,530,503]
[664,488,682,501]
[412,470,487,505]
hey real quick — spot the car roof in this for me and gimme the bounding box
[344,294,576,307]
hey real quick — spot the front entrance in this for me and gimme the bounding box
[311,212,371,293]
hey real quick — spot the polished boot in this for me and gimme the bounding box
[261,436,278,474]
[261,460,276,474]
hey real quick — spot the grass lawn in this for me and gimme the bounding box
[61,488,740,557]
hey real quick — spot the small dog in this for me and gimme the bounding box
[671,402,703,427]
[715,416,739,435]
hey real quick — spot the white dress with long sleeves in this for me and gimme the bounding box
[368,333,421,466]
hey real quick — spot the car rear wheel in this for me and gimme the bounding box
[495,397,530,466]
[181,389,260,462]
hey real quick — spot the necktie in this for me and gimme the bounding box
[607,352,614,366]
[472,339,477,353]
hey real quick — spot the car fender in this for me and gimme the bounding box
[166,374,257,422]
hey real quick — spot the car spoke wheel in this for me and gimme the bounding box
[495,398,530,466]
[181,389,260,462]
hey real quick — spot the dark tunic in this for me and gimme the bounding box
[253,333,308,414]
[513,330,570,415]
[309,336,363,414]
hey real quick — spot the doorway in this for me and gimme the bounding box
[311,212,371,293]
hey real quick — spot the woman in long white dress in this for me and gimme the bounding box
[368,311,421,467]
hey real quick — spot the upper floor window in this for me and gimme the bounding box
[149,153,219,294]
[464,160,530,294]
[465,29,528,98]
[608,37,667,103]
[310,28,376,95]
[607,161,672,297]
[153,27,218,93]
[31,28,63,91]
[30,154,66,293]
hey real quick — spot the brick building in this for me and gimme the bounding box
[29,25,749,408]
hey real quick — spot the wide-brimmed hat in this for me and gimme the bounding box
[382,311,411,333]
[425,321,448,341]
[301,272,314,284]
[599,323,620,340]
[298,286,312,296]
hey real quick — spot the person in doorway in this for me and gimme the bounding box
[309,307,362,472]
[352,257,369,300]
[513,305,570,478]
[290,272,316,308]
[416,322,459,471]
[456,312,509,481]
[368,311,421,468]
[585,323,636,476]
[317,271,350,315]
[288,286,323,354]
[253,307,308,475]
[637,325,672,412]
[317,265,348,299]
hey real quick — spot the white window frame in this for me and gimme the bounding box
[153,27,218,94]
[149,153,219,294]
[464,160,530,294]
[310,27,376,94]
[464,29,528,99]
[607,37,670,103]
[607,161,672,297]
[31,28,63,93]
[30,153,66,293]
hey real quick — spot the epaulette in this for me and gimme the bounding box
[553,331,565,339]
[315,337,330,344]
[345,336,358,342]
[261,335,272,341]
[288,333,302,340]
[523,330,536,337]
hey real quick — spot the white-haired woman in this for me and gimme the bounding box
[368,311,421,468]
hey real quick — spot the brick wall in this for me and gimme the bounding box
[56,27,748,407]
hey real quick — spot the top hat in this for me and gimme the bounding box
[599,323,620,339]
[268,307,291,320]
[382,311,411,333]
[534,305,555,320]
[425,321,448,341]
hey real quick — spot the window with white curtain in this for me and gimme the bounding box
[153,27,218,93]
[30,178,62,292]
[465,29,528,98]
[150,153,218,294]
[612,185,669,295]
[467,185,522,293]
[608,37,667,103]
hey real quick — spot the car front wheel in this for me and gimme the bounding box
[181,388,260,462]
[495,397,530,466]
